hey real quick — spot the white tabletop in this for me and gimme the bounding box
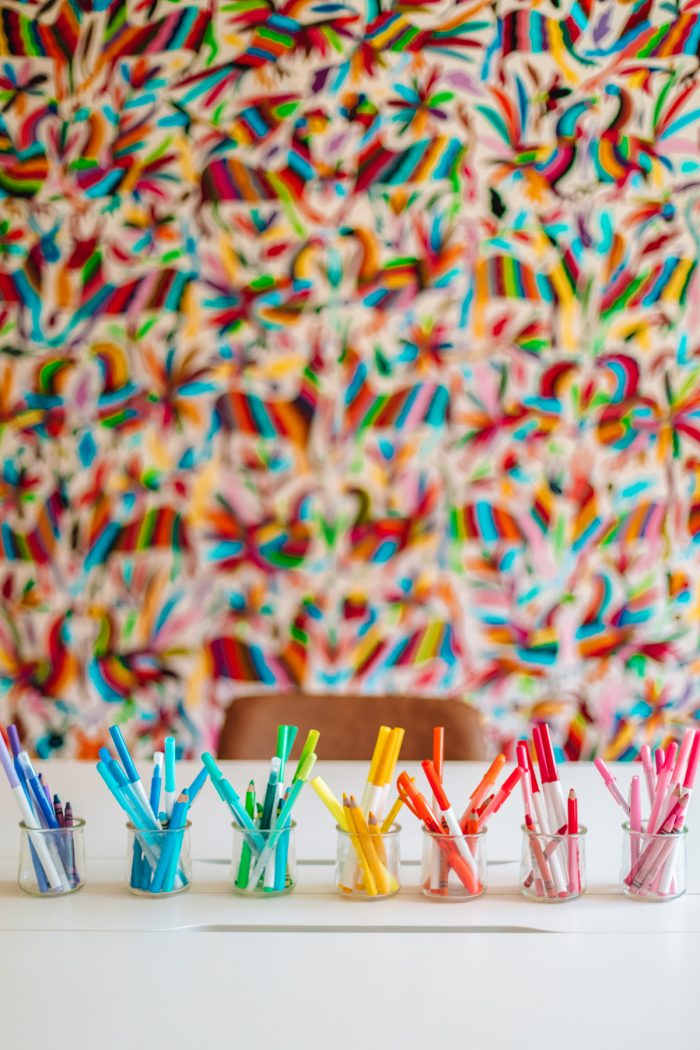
[1,761,696,1047]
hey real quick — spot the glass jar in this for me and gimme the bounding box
[519,823,587,902]
[126,821,192,896]
[420,826,487,900]
[335,822,400,899]
[232,821,297,896]
[620,821,687,901]
[18,820,86,896]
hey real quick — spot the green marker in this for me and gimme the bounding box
[235,780,256,890]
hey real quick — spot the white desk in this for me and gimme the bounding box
[1,762,696,1047]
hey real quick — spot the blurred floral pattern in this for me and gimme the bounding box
[1,0,700,758]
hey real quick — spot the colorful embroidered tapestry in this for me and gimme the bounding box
[1,0,699,758]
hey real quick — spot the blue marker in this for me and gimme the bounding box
[186,765,208,806]
[149,764,162,816]
[108,725,139,783]
[97,761,159,875]
[108,725,159,824]
[164,737,177,819]
[151,792,189,894]
[18,754,59,829]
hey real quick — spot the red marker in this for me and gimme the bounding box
[474,767,524,830]
[567,789,580,895]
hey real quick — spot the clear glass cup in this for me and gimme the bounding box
[126,822,192,897]
[620,821,687,901]
[421,826,487,900]
[335,822,401,899]
[18,820,86,896]
[520,824,587,901]
[232,821,297,896]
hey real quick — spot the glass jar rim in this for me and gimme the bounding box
[126,820,192,831]
[336,821,401,836]
[232,819,297,832]
[20,818,86,832]
[521,822,587,838]
[421,823,487,839]
[622,821,688,838]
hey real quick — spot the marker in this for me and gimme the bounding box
[594,757,630,817]
[629,775,642,868]
[0,734,66,891]
[261,758,281,830]
[186,765,209,805]
[152,792,190,894]
[248,752,317,889]
[648,742,678,834]
[421,760,480,891]
[655,748,665,776]
[640,745,656,809]
[474,767,524,829]
[17,753,60,829]
[361,726,391,816]
[108,726,159,824]
[567,789,580,895]
[520,737,568,895]
[236,781,257,890]
[539,724,567,831]
[164,736,177,819]
[516,742,535,823]
[310,776,347,830]
[7,724,21,758]
[462,754,506,823]
[202,751,264,850]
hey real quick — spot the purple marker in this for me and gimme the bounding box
[7,724,21,758]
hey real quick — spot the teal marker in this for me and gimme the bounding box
[201,752,265,851]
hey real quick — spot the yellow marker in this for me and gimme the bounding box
[380,795,404,834]
[367,726,391,785]
[379,727,405,787]
[351,798,390,896]
[344,796,377,895]
[310,776,346,830]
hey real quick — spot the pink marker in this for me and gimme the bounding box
[594,757,630,818]
[655,748,665,776]
[520,738,548,831]
[648,742,678,834]
[639,745,656,809]
[671,729,695,792]
[629,775,642,868]
[516,742,535,823]
[682,730,700,797]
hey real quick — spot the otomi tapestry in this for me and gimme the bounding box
[1,0,699,758]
